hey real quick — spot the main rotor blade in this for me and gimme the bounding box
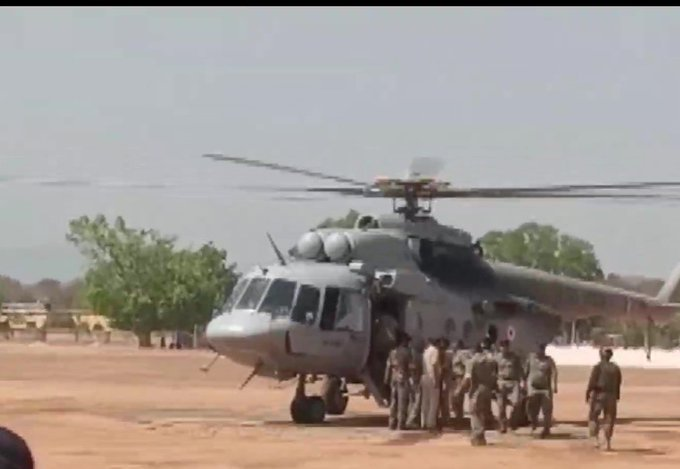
[236,183,680,202]
[431,189,680,200]
[238,184,368,196]
[202,154,368,187]
[461,181,680,194]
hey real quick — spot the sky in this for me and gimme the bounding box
[1,7,680,283]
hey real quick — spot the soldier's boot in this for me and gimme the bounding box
[470,435,487,446]
[388,417,397,430]
[497,408,507,434]
[397,415,407,431]
[588,421,596,438]
[604,437,611,452]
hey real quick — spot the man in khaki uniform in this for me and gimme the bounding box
[524,343,558,438]
[586,348,622,451]
[451,340,472,422]
[460,338,498,446]
[421,338,442,431]
[495,339,523,433]
[384,332,413,430]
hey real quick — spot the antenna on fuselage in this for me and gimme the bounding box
[267,232,287,266]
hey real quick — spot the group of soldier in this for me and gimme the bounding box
[384,331,622,450]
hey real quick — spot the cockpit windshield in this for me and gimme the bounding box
[258,279,297,317]
[235,277,271,310]
[220,277,249,314]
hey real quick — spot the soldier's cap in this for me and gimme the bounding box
[0,426,34,469]
[603,348,613,358]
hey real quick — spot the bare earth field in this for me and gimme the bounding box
[2,343,680,469]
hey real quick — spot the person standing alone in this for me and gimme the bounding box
[586,347,622,451]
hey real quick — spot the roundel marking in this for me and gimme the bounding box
[507,325,516,341]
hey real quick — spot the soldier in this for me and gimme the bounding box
[495,339,523,433]
[524,343,558,438]
[385,332,412,430]
[438,337,453,427]
[586,348,622,451]
[450,340,472,422]
[460,338,498,446]
[407,338,424,429]
[420,337,442,431]
[384,331,413,430]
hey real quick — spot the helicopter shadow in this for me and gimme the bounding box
[263,414,388,428]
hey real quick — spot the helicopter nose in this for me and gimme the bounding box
[205,311,272,356]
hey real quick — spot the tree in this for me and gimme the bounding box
[66,215,237,347]
[316,209,361,229]
[480,222,604,281]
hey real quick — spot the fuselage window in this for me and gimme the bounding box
[320,287,340,331]
[292,284,320,325]
[236,277,270,310]
[259,279,297,317]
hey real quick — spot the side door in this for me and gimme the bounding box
[287,283,323,356]
[318,287,371,376]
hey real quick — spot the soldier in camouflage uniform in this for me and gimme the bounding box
[438,337,453,427]
[586,348,622,451]
[524,343,558,438]
[495,339,523,433]
[407,339,424,429]
[451,340,472,422]
[384,331,413,430]
[460,338,498,446]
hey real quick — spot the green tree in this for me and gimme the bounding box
[480,222,604,281]
[316,209,361,229]
[66,215,237,347]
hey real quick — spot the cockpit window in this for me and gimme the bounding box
[259,279,297,317]
[221,277,249,314]
[292,284,320,325]
[236,277,270,310]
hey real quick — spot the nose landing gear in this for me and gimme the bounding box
[290,373,326,424]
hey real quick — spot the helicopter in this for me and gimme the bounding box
[201,154,680,425]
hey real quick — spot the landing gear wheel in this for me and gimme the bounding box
[290,397,326,424]
[321,376,349,415]
[307,396,326,424]
[290,398,309,424]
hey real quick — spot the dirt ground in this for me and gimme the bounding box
[2,343,680,469]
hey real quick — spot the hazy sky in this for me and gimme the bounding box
[2,7,680,283]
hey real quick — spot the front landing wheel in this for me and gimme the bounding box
[290,396,326,424]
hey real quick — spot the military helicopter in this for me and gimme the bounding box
[201,154,680,425]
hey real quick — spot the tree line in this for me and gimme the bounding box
[1,210,677,348]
